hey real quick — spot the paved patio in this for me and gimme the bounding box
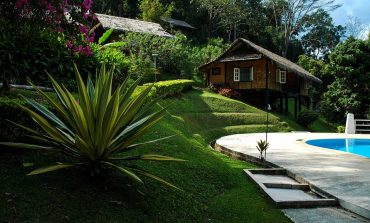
[215,133,370,219]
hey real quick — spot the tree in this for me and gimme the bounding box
[298,55,330,107]
[346,15,364,38]
[193,0,228,38]
[266,0,340,57]
[301,9,345,59]
[93,0,122,16]
[320,37,370,123]
[139,0,174,22]
[194,0,267,42]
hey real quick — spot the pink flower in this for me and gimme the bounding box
[73,45,83,53]
[82,0,93,10]
[80,25,89,34]
[15,0,29,9]
[66,41,73,49]
[81,45,93,56]
[85,32,95,43]
[45,2,56,13]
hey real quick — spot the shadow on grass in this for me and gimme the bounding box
[0,89,291,223]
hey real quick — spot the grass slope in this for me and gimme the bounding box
[283,98,335,132]
[0,89,292,223]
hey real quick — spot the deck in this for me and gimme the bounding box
[214,133,370,220]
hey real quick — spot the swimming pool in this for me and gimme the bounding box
[306,138,370,158]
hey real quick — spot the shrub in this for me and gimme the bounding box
[90,31,131,83]
[144,79,194,100]
[0,22,129,91]
[0,64,184,189]
[337,125,345,133]
[218,88,241,99]
[297,110,319,127]
[128,54,158,83]
[0,23,76,87]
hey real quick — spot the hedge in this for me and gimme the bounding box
[144,79,194,99]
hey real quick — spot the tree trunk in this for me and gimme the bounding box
[283,36,290,58]
[233,24,237,40]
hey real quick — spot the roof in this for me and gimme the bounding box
[161,18,195,29]
[219,52,262,62]
[199,38,322,84]
[95,13,174,38]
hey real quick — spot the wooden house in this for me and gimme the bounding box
[199,38,322,116]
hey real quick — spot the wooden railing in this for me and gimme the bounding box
[355,119,370,134]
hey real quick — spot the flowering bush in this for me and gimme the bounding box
[0,0,129,90]
[8,0,96,56]
[218,88,241,99]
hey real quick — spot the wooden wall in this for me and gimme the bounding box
[225,58,282,91]
[204,58,309,96]
[208,62,225,84]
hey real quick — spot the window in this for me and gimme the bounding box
[279,71,286,83]
[234,68,240,81]
[234,67,253,82]
[212,67,221,75]
[276,69,286,83]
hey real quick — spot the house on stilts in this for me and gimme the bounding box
[198,38,322,117]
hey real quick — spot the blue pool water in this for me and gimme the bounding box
[306,138,370,158]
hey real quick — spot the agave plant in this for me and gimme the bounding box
[0,64,184,189]
[256,139,269,161]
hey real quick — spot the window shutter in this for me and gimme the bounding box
[279,71,286,84]
[234,68,240,81]
[276,69,280,83]
[250,66,254,81]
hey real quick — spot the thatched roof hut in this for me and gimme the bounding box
[95,13,174,38]
[161,18,195,29]
[200,38,321,83]
[198,38,323,116]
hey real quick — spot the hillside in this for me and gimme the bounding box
[0,89,293,223]
[162,90,292,144]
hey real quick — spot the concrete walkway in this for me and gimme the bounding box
[283,207,368,223]
[215,133,370,219]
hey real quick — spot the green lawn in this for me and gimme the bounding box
[0,89,294,223]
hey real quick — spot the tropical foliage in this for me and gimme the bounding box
[139,0,174,22]
[320,37,370,123]
[256,140,269,161]
[0,64,184,189]
[121,33,227,84]
[0,23,77,89]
